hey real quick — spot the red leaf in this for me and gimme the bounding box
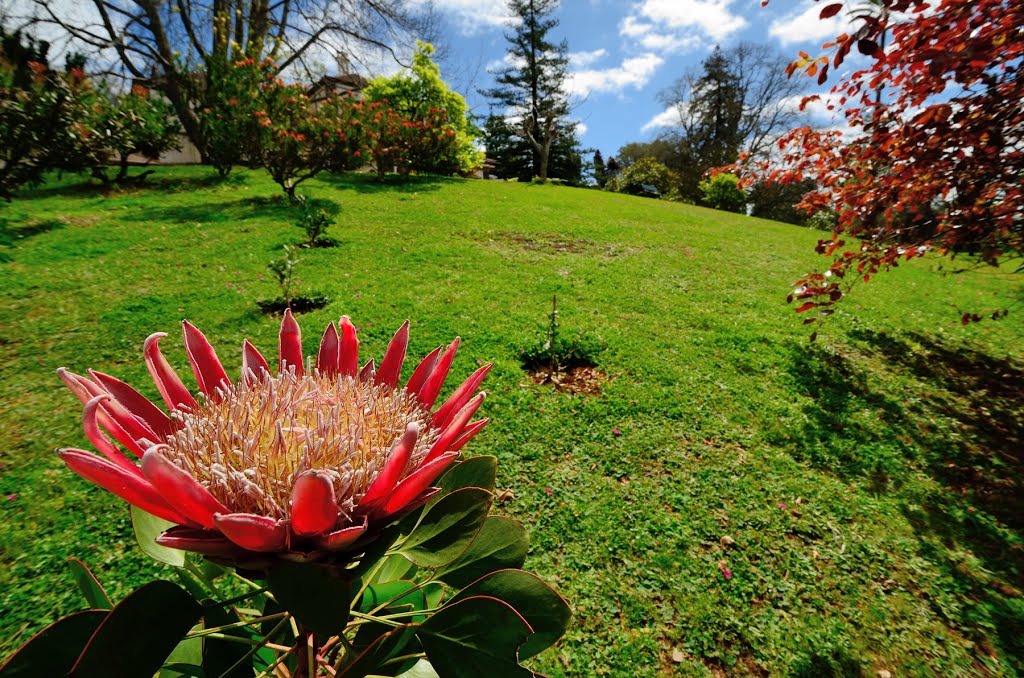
[795,302,816,313]
[820,3,843,19]
[857,39,878,56]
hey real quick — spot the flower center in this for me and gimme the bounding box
[162,369,437,521]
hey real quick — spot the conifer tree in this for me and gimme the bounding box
[482,0,572,180]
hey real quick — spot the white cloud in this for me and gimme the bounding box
[412,0,512,34]
[634,0,748,42]
[641,106,681,132]
[769,4,851,46]
[619,0,744,55]
[569,48,607,68]
[575,121,589,136]
[567,53,664,97]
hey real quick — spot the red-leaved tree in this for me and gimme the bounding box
[740,0,1023,331]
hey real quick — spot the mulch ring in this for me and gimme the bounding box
[526,365,607,395]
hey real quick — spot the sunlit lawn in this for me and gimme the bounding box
[1,167,1021,676]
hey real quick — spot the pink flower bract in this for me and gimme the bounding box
[58,310,490,564]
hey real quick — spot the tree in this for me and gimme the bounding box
[481,110,583,183]
[18,0,432,160]
[607,157,677,197]
[232,59,363,197]
[659,43,806,199]
[615,139,677,169]
[743,0,1024,328]
[363,42,482,176]
[0,30,68,200]
[592,149,606,188]
[481,113,532,181]
[70,83,182,184]
[698,173,745,213]
[482,0,572,180]
[748,178,818,225]
[657,47,744,199]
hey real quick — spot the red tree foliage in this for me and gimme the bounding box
[742,0,1023,330]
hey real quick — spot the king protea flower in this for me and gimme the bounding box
[57,310,490,564]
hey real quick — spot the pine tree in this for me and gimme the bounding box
[593,149,607,188]
[482,0,572,180]
[661,46,745,199]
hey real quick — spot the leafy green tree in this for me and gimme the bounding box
[616,139,677,169]
[482,111,582,183]
[197,56,265,176]
[607,157,677,197]
[748,178,817,225]
[363,42,482,175]
[699,172,746,213]
[482,0,572,180]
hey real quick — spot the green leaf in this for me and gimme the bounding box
[370,553,417,586]
[449,570,570,660]
[131,505,185,567]
[0,610,107,677]
[396,488,491,568]
[337,625,417,678]
[434,517,528,589]
[201,601,254,677]
[358,580,423,615]
[417,596,534,677]
[266,560,353,636]
[159,623,203,677]
[397,659,440,678]
[433,456,497,499]
[69,580,203,677]
[160,663,205,677]
[66,558,113,610]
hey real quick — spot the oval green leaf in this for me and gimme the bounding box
[70,580,203,677]
[131,505,185,567]
[434,517,528,590]
[418,596,534,678]
[449,569,571,660]
[66,558,113,610]
[0,610,107,677]
[396,488,491,569]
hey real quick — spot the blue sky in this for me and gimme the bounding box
[423,0,852,159]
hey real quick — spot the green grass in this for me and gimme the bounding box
[1,167,1022,676]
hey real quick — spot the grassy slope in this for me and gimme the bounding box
[0,168,1021,676]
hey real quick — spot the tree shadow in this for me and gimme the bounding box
[849,328,1024,532]
[315,171,451,195]
[784,330,1024,667]
[15,169,244,200]
[120,194,340,227]
[0,217,65,260]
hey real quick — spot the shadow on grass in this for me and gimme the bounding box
[786,330,1024,531]
[316,171,451,195]
[784,330,1024,667]
[120,194,340,226]
[15,168,244,200]
[0,217,65,260]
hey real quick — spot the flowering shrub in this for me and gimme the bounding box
[69,83,182,184]
[363,42,483,176]
[205,58,365,197]
[0,32,73,200]
[0,312,569,676]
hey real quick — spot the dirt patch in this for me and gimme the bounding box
[525,365,607,395]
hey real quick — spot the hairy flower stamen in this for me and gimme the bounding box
[162,368,438,521]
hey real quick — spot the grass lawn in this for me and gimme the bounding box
[1,167,1022,676]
